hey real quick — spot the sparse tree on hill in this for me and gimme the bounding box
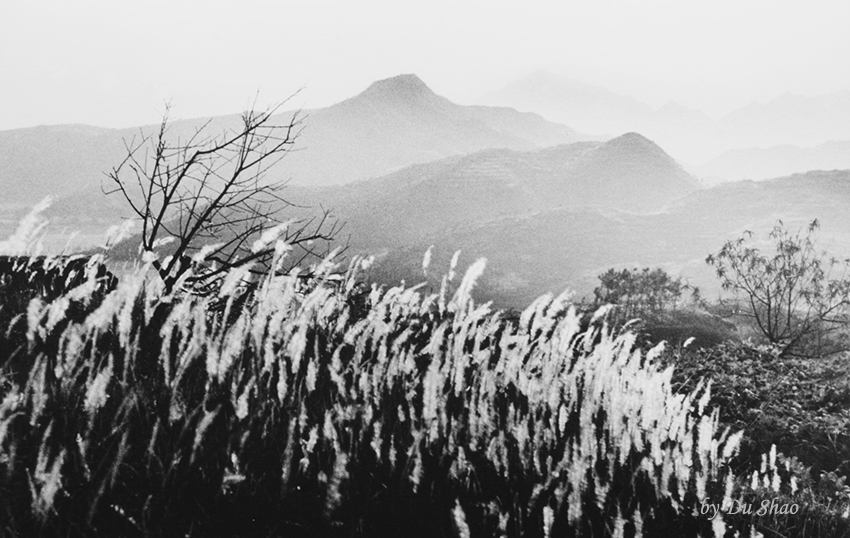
[707,219,850,357]
[105,99,343,294]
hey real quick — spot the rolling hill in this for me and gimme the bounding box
[281,74,589,186]
[485,71,850,170]
[0,124,124,205]
[482,71,717,163]
[363,170,850,308]
[0,74,590,210]
[483,70,655,136]
[6,74,850,311]
[92,131,702,293]
[281,132,699,251]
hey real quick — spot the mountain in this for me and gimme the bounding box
[30,131,850,311]
[9,72,850,311]
[281,133,699,252]
[263,133,706,307]
[0,74,597,249]
[483,71,718,163]
[697,140,850,183]
[559,133,699,210]
[364,170,850,308]
[58,132,695,259]
[0,74,590,208]
[276,74,588,186]
[484,72,850,167]
[95,131,700,287]
[483,70,653,137]
[0,124,124,205]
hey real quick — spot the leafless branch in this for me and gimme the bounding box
[105,96,343,294]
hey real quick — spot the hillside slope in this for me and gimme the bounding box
[363,170,850,308]
[0,74,589,207]
[270,74,588,186]
[282,133,698,250]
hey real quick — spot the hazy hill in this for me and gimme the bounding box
[0,124,124,204]
[697,140,850,183]
[96,131,700,286]
[276,74,588,186]
[361,170,850,308]
[485,72,850,169]
[0,74,589,209]
[483,71,654,136]
[483,71,718,163]
[561,133,698,211]
[280,133,699,252]
[22,131,850,311]
[271,133,708,307]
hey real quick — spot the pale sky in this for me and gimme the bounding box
[2,0,849,130]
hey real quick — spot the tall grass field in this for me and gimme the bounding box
[0,248,846,537]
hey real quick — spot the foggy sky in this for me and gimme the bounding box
[2,0,849,130]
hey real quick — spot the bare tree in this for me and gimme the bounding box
[105,99,343,294]
[707,219,850,357]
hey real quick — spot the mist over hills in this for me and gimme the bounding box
[11,117,850,310]
[3,72,850,310]
[0,125,124,204]
[717,91,850,148]
[484,71,656,136]
[0,74,589,207]
[276,74,590,186]
[362,169,850,308]
[274,133,731,307]
[697,140,850,182]
[485,71,850,173]
[483,71,716,164]
[92,130,708,303]
[282,133,698,250]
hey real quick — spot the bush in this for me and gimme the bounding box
[592,267,683,325]
[707,220,850,358]
[589,267,738,352]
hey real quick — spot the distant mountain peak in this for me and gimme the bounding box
[579,132,700,195]
[615,131,648,140]
[359,74,436,103]
[604,132,659,151]
[601,132,694,174]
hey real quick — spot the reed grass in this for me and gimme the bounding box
[0,252,767,537]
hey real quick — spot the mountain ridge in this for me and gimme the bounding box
[277,133,700,253]
[0,74,592,206]
[364,169,850,308]
[486,70,850,167]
